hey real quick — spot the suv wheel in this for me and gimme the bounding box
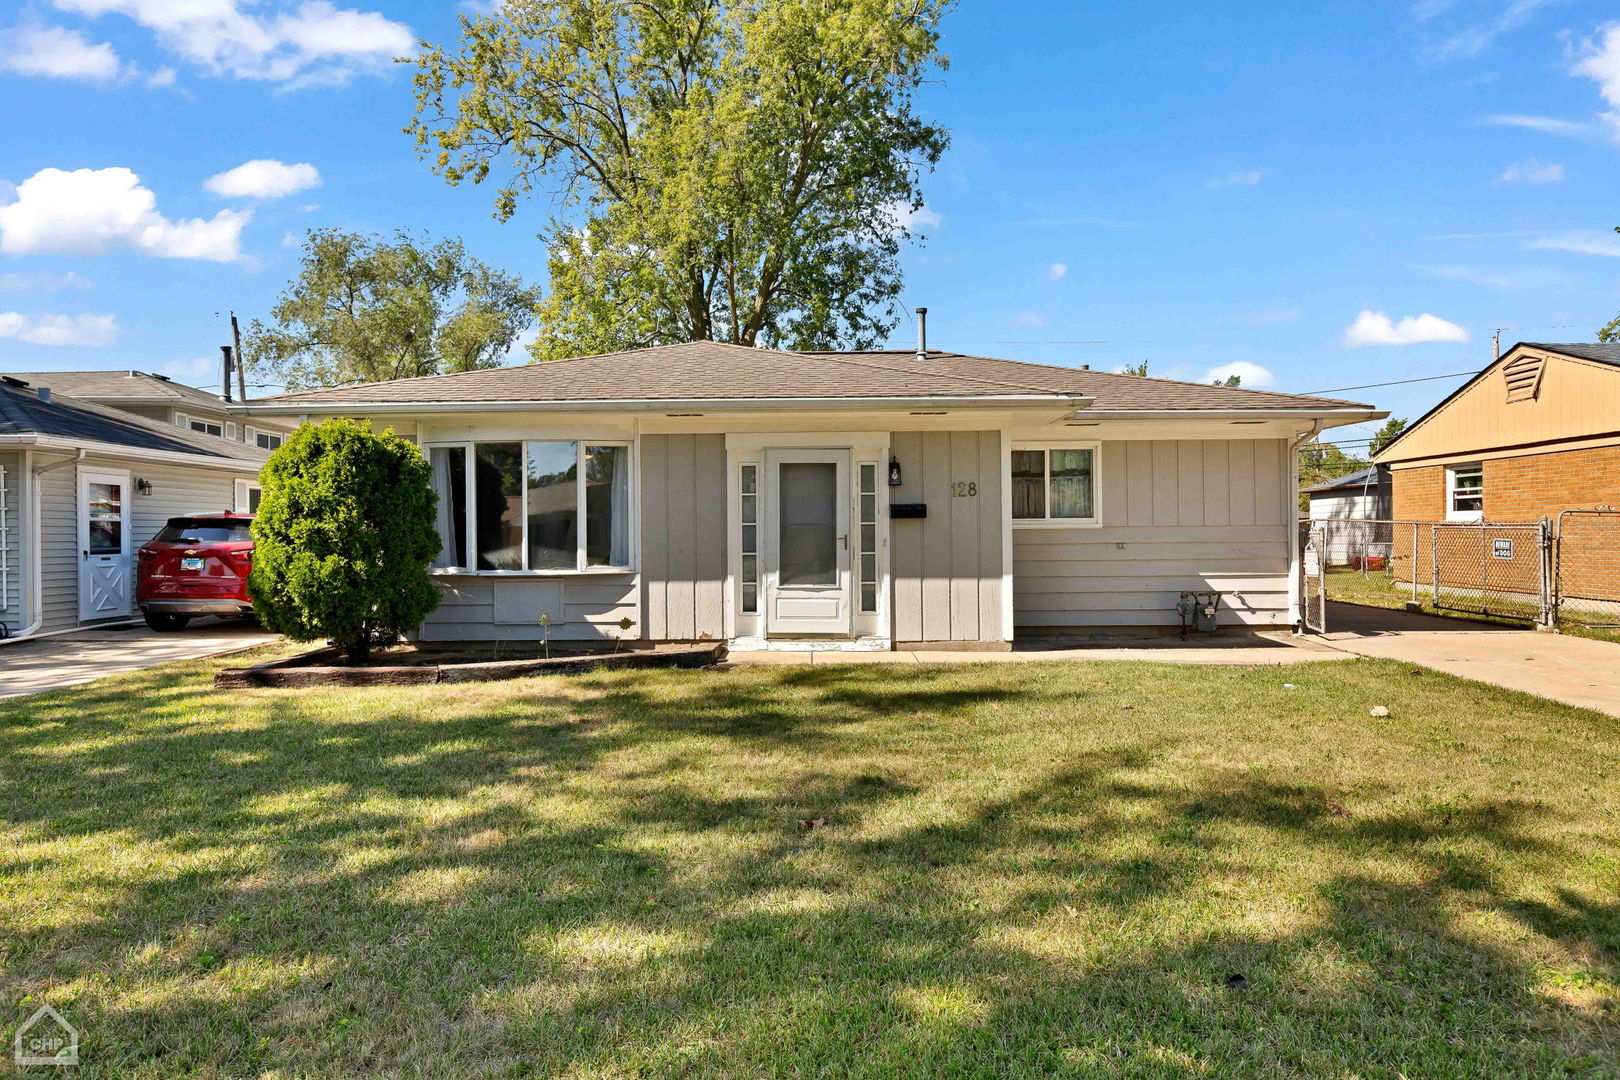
[143,610,191,632]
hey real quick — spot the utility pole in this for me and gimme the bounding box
[231,312,247,403]
[1492,328,1501,362]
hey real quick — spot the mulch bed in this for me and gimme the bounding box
[215,642,726,688]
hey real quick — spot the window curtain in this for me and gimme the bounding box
[1049,448,1094,519]
[429,447,464,568]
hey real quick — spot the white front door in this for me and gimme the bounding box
[78,467,132,622]
[765,449,851,636]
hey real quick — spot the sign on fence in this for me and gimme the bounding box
[1492,538,1513,559]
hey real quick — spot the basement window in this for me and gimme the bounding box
[1446,464,1484,521]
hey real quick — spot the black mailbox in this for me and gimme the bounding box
[889,503,927,519]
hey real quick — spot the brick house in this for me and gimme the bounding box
[1372,342,1620,602]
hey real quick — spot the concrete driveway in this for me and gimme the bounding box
[0,621,279,700]
[1320,602,1620,717]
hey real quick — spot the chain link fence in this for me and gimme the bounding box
[1301,517,1567,629]
[1554,509,1620,629]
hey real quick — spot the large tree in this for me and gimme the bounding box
[245,229,540,389]
[408,0,951,359]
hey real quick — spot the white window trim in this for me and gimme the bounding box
[234,479,262,513]
[1445,462,1484,522]
[423,438,638,576]
[1010,440,1103,528]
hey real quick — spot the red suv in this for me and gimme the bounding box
[136,512,256,631]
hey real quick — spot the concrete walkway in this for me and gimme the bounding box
[728,631,1350,667]
[1318,602,1620,717]
[0,621,279,700]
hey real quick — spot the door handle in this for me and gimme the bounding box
[838,534,848,549]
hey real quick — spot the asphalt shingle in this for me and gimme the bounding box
[257,341,1373,410]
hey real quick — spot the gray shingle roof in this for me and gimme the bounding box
[1522,342,1620,367]
[256,341,1373,410]
[1303,465,1381,493]
[5,369,236,409]
[0,379,270,464]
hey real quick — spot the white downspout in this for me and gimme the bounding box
[1286,420,1324,630]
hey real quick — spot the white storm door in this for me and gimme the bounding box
[765,450,851,635]
[78,467,133,621]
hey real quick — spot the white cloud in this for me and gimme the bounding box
[1481,113,1591,138]
[0,167,250,262]
[1496,158,1565,184]
[1203,361,1276,387]
[205,159,321,199]
[1573,23,1620,136]
[1344,310,1470,347]
[1,23,122,81]
[0,311,117,347]
[1527,229,1620,257]
[1208,170,1264,188]
[1047,263,1067,281]
[1418,264,1563,288]
[146,65,176,87]
[156,354,223,381]
[0,270,92,294]
[1238,307,1302,325]
[885,200,941,234]
[1418,0,1560,63]
[50,0,415,87]
[1010,311,1047,328]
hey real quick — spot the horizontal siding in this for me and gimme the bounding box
[0,453,20,627]
[417,574,638,642]
[1014,439,1291,629]
[37,465,77,633]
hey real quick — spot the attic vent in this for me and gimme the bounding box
[1503,353,1545,403]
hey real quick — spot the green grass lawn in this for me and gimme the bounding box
[2,654,1618,1078]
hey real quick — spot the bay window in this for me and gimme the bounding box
[429,441,632,572]
[1012,443,1099,524]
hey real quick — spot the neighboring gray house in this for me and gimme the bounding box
[1304,465,1391,566]
[6,370,294,455]
[237,341,1381,647]
[0,377,268,639]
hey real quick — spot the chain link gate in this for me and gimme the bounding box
[1429,521,1550,624]
[1554,509,1620,629]
[1300,522,1326,633]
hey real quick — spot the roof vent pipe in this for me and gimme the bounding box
[915,306,928,361]
[37,387,51,404]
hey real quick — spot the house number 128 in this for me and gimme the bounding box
[951,482,978,497]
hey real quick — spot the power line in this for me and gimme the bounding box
[1304,370,1475,394]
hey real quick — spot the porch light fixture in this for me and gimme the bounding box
[135,477,153,495]
[888,457,902,487]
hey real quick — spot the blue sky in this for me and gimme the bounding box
[3,1,1620,452]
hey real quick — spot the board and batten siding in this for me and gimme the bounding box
[639,433,726,641]
[888,431,1006,643]
[0,453,21,629]
[1014,439,1291,628]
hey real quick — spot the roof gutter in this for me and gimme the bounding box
[0,434,265,472]
[229,394,1097,416]
[1068,407,1386,422]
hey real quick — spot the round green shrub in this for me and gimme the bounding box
[248,419,440,661]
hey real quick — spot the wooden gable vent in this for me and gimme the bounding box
[1502,352,1546,403]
